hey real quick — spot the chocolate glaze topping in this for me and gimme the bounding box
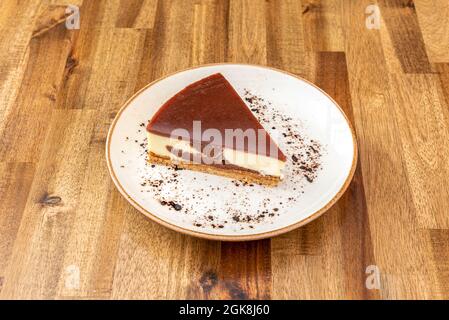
[146,73,286,161]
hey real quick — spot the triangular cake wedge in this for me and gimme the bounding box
[146,73,286,186]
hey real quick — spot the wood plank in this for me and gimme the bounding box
[116,0,158,29]
[0,5,75,163]
[0,1,42,145]
[300,0,345,52]
[342,0,440,299]
[191,0,229,66]
[54,27,146,297]
[215,240,271,299]
[70,188,128,298]
[379,10,449,229]
[57,0,121,109]
[54,114,126,298]
[414,0,449,63]
[314,52,378,299]
[44,0,84,6]
[387,74,449,229]
[112,219,221,299]
[378,0,432,73]
[0,0,41,29]
[428,229,449,298]
[435,64,449,107]
[0,110,99,299]
[228,0,267,63]
[266,0,314,78]
[0,163,35,279]
[63,27,146,111]
[77,0,121,28]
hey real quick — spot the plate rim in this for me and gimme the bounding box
[106,63,358,241]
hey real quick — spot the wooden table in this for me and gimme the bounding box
[1,0,449,300]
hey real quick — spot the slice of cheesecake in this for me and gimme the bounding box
[146,73,286,186]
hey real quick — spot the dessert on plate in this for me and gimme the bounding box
[146,73,286,186]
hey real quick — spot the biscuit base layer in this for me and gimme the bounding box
[148,152,281,187]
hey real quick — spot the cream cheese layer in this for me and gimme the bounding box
[147,132,285,178]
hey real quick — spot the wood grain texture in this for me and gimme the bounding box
[1,0,449,299]
[414,0,449,63]
[378,0,432,73]
[301,0,345,52]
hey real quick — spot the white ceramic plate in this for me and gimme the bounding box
[106,64,357,241]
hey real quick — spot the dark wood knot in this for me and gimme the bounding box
[302,2,320,14]
[199,271,218,294]
[65,54,78,71]
[225,281,249,300]
[40,194,62,206]
[405,0,415,10]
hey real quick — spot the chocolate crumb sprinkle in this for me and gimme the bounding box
[135,89,324,231]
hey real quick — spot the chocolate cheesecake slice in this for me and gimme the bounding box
[146,73,286,186]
